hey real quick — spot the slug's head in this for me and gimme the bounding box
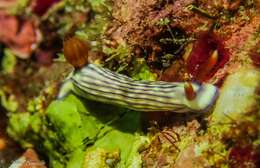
[184,82,219,113]
[63,36,89,68]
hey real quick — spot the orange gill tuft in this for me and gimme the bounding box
[63,36,89,68]
[197,50,219,81]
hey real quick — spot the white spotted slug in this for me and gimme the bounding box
[58,36,218,113]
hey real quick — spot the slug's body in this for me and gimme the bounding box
[58,63,218,113]
[60,36,218,113]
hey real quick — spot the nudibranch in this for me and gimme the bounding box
[58,36,219,113]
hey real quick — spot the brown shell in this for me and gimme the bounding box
[63,36,89,68]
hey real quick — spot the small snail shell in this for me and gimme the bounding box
[63,36,89,68]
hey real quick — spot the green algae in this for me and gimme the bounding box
[9,0,30,15]
[0,90,18,112]
[7,93,145,168]
[1,49,16,74]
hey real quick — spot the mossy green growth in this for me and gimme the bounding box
[1,49,16,74]
[9,0,30,15]
[132,61,157,81]
[89,0,112,13]
[103,44,132,73]
[75,0,111,51]
[0,89,18,112]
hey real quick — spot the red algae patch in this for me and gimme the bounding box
[229,145,259,168]
[187,32,230,82]
[249,42,260,67]
[32,0,60,16]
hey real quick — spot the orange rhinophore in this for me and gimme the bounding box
[197,50,219,81]
[63,36,89,68]
[184,82,196,100]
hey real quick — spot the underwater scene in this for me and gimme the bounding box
[0,0,259,167]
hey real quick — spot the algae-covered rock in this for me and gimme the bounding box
[211,68,259,123]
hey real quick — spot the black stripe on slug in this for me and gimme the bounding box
[72,83,188,112]
[76,73,182,98]
[71,78,183,108]
[83,65,181,89]
[96,65,180,87]
[85,64,180,89]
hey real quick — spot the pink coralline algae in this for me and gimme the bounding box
[0,12,39,59]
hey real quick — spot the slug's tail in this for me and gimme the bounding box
[185,83,219,113]
[57,79,74,100]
